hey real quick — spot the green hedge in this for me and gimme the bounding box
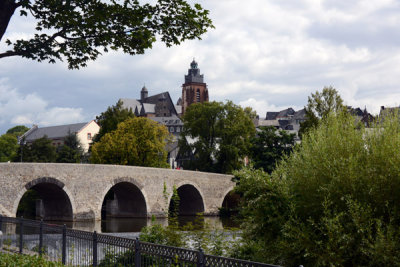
[0,253,64,267]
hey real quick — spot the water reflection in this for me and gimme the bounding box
[44,216,239,233]
[101,217,150,233]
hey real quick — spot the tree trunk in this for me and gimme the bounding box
[0,0,18,42]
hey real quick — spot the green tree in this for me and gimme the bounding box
[179,101,255,174]
[299,86,345,138]
[0,0,213,69]
[0,133,18,162]
[56,132,84,163]
[93,100,135,143]
[91,117,170,167]
[233,112,400,266]
[6,125,29,137]
[16,136,57,162]
[250,126,296,174]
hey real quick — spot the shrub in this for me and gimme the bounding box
[234,112,400,266]
[0,253,64,266]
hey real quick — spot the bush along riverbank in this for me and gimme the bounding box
[0,252,65,267]
[232,112,400,266]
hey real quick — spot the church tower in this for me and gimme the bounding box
[140,85,148,101]
[182,59,209,115]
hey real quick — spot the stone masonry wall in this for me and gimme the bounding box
[0,163,234,221]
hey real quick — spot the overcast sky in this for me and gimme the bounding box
[1,0,400,133]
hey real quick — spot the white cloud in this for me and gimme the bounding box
[0,79,87,132]
[1,0,400,123]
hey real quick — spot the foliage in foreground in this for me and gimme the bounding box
[1,0,213,69]
[234,112,400,266]
[0,253,64,267]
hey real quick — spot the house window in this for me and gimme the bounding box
[170,127,175,133]
[87,133,92,140]
[176,127,180,133]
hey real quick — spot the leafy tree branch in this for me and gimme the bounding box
[0,0,214,69]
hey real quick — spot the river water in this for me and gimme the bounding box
[45,216,239,234]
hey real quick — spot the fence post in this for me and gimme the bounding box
[135,237,141,266]
[93,231,98,267]
[39,220,43,256]
[62,224,67,265]
[19,217,23,254]
[197,248,204,267]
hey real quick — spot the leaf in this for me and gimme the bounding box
[20,10,28,16]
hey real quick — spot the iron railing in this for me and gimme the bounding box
[0,215,280,266]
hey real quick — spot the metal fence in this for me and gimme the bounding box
[0,215,279,267]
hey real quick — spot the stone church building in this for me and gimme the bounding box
[121,59,208,120]
[120,59,209,168]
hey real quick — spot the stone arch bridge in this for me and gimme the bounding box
[0,163,235,221]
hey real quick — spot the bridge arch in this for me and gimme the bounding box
[220,186,235,208]
[169,181,205,216]
[99,178,148,219]
[0,163,235,220]
[13,177,76,221]
[220,186,240,216]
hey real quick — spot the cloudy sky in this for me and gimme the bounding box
[1,0,400,133]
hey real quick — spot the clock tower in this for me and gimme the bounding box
[182,59,209,115]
